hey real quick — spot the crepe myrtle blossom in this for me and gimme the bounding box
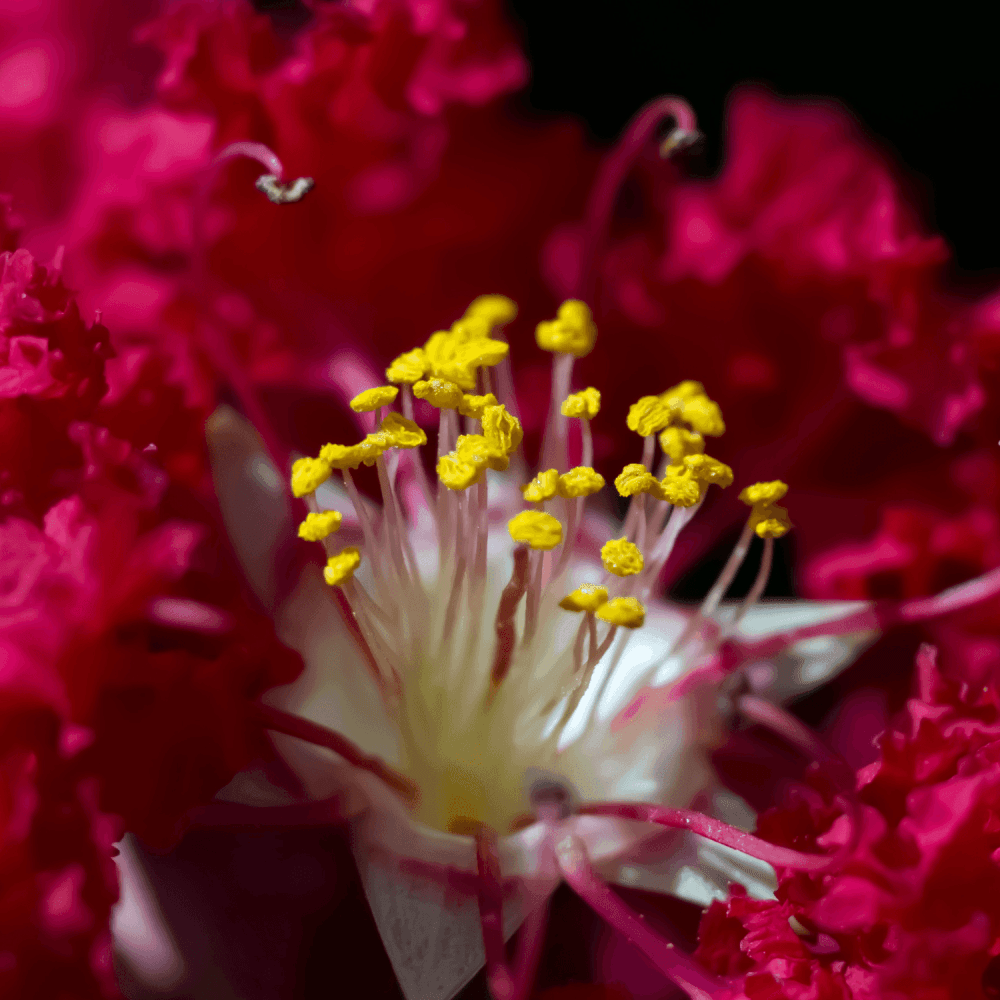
[697,644,1000,1000]
[199,262,1000,1000]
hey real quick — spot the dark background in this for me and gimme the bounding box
[253,0,1000,269]
[506,2,1000,274]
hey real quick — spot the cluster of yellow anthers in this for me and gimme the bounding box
[286,294,793,832]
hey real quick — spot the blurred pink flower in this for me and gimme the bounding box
[696,645,1000,999]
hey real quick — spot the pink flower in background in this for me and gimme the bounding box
[696,645,1000,999]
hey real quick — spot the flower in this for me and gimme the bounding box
[696,644,1000,999]
[1,223,303,993]
[197,287,1000,1000]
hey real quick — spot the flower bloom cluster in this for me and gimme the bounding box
[1,185,302,998]
[697,644,1000,1000]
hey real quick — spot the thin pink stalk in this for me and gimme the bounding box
[475,826,512,998]
[580,802,842,871]
[737,694,837,766]
[475,827,552,1000]
[897,563,1000,621]
[555,834,721,1000]
[255,703,419,806]
[578,96,698,304]
[540,352,575,473]
[191,141,301,469]
[491,546,531,687]
[213,140,285,177]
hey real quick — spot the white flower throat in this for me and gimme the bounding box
[289,295,790,834]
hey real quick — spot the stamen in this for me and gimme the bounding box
[491,547,531,687]
[579,803,844,871]
[399,385,437,511]
[736,694,839,769]
[898,561,1000,621]
[670,518,754,655]
[256,703,418,806]
[475,825,551,1000]
[555,834,721,1000]
[726,534,773,637]
[577,96,699,304]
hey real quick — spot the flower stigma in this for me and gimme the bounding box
[289,295,789,836]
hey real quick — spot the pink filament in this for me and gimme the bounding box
[475,827,550,1000]
[737,694,838,766]
[578,96,698,303]
[212,140,285,178]
[191,139,291,469]
[897,563,1000,621]
[579,802,841,871]
[255,703,419,806]
[556,835,720,1000]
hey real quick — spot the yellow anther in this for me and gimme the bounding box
[659,453,734,507]
[659,469,703,507]
[413,378,464,410]
[751,507,793,539]
[350,385,398,412]
[291,456,332,497]
[559,584,610,613]
[535,299,598,358]
[355,434,389,467]
[522,469,560,503]
[595,597,645,628]
[323,546,361,586]
[436,434,493,490]
[437,454,483,491]
[684,453,734,488]
[423,319,511,390]
[561,387,601,420]
[378,412,427,449]
[458,392,498,419]
[456,336,510,369]
[508,510,563,550]
[681,394,726,436]
[739,480,788,506]
[614,463,659,498]
[601,538,644,577]
[557,466,605,499]
[465,294,518,327]
[627,395,672,437]
[455,434,491,468]
[659,426,705,465]
[448,314,491,341]
[740,481,792,539]
[423,330,475,391]
[385,348,428,384]
[481,404,523,470]
[658,380,726,437]
[298,510,343,541]
[659,380,706,412]
[319,442,365,470]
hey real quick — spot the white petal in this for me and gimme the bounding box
[206,405,291,611]
[729,599,877,702]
